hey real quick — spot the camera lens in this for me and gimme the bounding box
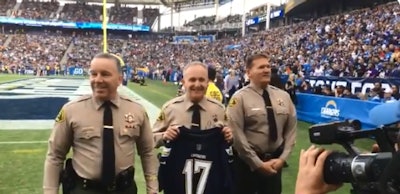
[323,152,354,184]
[323,152,392,184]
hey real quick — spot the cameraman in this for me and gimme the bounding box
[295,145,342,194]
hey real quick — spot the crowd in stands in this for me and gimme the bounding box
[175,0,232,9]
[0,1,399,103]
[143,8,160,26]
[0,33,8,46]
[184,15,216,27]
[0,31,71,75]
[17,0,59,20]
[109,6,138,25]
[183,14,241,27]
[0,0,16,16]
[67,37,125,69]
[0,0,159,25]
[59,3,102,22]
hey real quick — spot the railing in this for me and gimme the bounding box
[176,22,241,32]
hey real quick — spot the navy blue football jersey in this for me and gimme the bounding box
[158,127,234,194]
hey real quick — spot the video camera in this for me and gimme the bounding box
[309,120,400,194]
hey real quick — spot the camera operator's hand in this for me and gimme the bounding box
[371,143,399,152]
[295,145,342,194]
[371,143,380,153]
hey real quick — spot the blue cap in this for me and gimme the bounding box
[369,101,400,126]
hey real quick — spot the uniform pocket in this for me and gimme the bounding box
[246,108,267,126]
[247,108,267,117]
[119,125,140,138]
[118,126,140,155]
[76,127,101,140]
[275,107,289,115]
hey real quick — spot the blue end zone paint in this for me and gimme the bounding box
[0,78,86,120]
[0,93,29,96]
[0,97,69,119]
[0,77,161,129]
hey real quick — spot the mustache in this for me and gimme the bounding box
[93,84,107,88]
[189,86,205,90]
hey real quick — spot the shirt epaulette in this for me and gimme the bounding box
[120,95,147,111]
[120,94,135,103]
[206,97,224,108]
[163,96,184,110]
[76,94,92,101]
[173,95,185,103]
[64,95,91,108]
[70,95,91,103]
[234,86,250,96]
[269,85,279,90]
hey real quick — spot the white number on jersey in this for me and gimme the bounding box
[182,159,213,194]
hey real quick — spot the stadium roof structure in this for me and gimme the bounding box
[82,0,188,5]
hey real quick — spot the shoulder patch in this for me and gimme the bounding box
[228,97,238,107]
[55,109,65,123]
[156,110,165,121]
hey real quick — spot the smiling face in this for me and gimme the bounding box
[182,62,209,103]
[89,56,122,101]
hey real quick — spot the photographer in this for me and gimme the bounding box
[296,100,400,194]
[295,145,342,194]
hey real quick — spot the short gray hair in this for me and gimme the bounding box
[93,53,123,74]
[183,61,208,77]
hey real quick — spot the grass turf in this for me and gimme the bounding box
[0,75,375,194]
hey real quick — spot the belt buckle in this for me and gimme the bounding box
[106,181,116,192]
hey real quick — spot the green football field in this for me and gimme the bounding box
[0,74,374,194]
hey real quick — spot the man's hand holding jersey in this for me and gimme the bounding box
[221,126,233,143]
[162,125,180,141]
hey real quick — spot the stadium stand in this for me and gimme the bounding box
[0,0,399,102]
[59,3,103,22]
[0,0,16,16]
[17,0,59,20]
[109,6,138,25]
[0,33,8,45]
[143,8,160,26]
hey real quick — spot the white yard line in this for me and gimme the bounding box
[0,140,47,144]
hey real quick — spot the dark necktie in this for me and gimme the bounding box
[101,101,115,185]
[262,90,278,141]
[191,103,201,130]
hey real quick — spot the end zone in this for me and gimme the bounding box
[0,78,160,130]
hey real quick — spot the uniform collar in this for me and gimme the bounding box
[92,94,121,110]
[184,94,207,111]
[249,82,270,96]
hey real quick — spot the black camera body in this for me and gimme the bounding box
[309,120,400,194]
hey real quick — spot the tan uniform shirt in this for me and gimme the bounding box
[153,95,226,148]
[43,94,158,194]
[226,83,297,171]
